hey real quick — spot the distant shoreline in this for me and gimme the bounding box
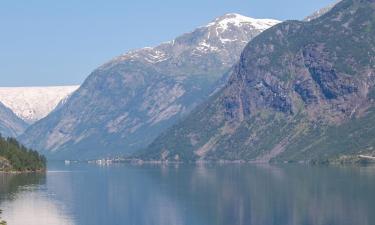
[0,169,46,174]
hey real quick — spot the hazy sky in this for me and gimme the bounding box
[0,0,336,87]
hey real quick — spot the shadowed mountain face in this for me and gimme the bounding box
[20,14,280,160]
[0,102,27,138]
[142,0,375,163]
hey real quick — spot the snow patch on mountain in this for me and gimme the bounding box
[207,13,280,31]
[0,86,79,123]
[117,48,169,64]
[196,41,220,53]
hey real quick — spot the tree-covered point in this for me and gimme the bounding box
[0,134,46,172]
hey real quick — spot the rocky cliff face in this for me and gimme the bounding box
[20,14,280,159]
[0,102,28,138]
[142,0,375,163]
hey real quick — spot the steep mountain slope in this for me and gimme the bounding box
[0,102,28,137]
[142,0,375,163]
[20,14,280,159]
[0,86,79,123]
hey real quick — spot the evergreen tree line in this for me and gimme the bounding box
[0,134,46,172]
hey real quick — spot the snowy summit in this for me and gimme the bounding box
[206,13,280,31]
[107,13,280,67]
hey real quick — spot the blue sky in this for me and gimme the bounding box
[0,0,336,86]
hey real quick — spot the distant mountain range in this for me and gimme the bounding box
[19,13,280,159]
[0,86,79,124]
[141,0,375,163]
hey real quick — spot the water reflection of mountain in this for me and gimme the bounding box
[0,173,46,201]
[144,164,375,225]
[48,164,375,225]
[0,172,75,225]
[181,166,375,225]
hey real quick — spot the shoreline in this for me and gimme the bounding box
[80,156,375,166]
[0,169,46,174]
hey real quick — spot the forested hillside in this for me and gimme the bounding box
[0,134,46,172]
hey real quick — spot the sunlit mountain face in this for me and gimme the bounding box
[20,14,280,160]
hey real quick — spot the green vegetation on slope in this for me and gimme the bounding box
[276,107,375,163]
[0,134,46,172]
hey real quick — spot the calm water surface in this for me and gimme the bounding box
[0,163,375,225]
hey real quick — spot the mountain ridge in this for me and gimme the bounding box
[20,13,280,160]
[304,1,341,21]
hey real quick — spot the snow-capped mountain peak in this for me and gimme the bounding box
[0,86,79,123]
[104,13,281,68]
[207,13,280,31]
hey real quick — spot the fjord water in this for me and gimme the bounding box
[1,163,375,225]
